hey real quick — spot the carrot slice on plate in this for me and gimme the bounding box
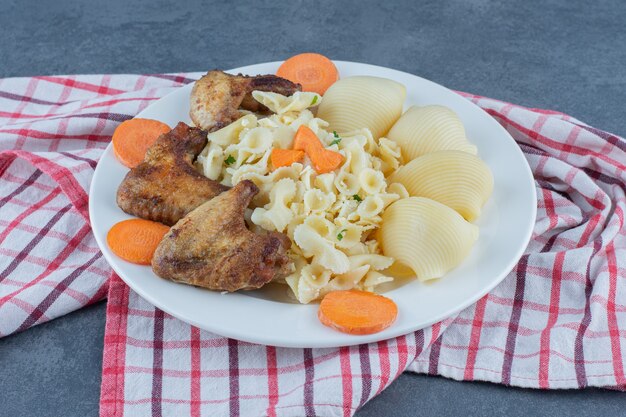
[107,218,170,265]
[293,124,320,154]
[277,53,339,95]
[112,118,170,168]
[311,148,344,174]
[318,290,398,335]
[293,125,344,174]
[271,148,305,169]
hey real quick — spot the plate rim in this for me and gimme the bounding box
[89,60,537,348]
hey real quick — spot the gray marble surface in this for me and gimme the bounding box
[1,0,625,416]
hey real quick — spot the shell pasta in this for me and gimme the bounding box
[387,105,477,160]
[389,150,494,221]
[379,197,479,281]
[317,76,406,139]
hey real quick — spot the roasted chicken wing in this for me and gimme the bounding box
[190,70,301,131]
[116,122,228,226]
[152,180,292,291]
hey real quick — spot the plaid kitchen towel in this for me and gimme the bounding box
[0,73,625,417]
[0,74,193,336]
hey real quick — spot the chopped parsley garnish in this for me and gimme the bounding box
[310,95,319,106]
[352,194,362,202]
[224,155,236,165]
[337,229,348,241]
[330,131,341,146]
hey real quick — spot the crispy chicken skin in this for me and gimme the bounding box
[152,180,292,292]
[190,70,301,131]
[116,122,228,226]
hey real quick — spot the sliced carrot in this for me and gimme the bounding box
[312,150,344,174]
[271,148,305,169]
[292,124,318,154]
[318,290,398,335]
[277,53,339,95]
[112,118,171,168]
[107,219,170,265]
[293,125,344,174]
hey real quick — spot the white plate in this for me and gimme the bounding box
[90,61,536,348]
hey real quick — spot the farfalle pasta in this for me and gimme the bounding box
[196,90,400,303]
[250,178,297,232]
[251,90,321,115]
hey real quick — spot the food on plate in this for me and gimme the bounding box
[379,197,479,281]
[276,52,339,95]
[190,70,301,131]
[109,57,495,333]
[152,180,292,292]
[292,125,344,174]
[271,149,305,169]
[107,219,170,265]
[318,289,398,335]
[317,76,406,140]
[112,118,171,168]
[195,90,402,303]
[389,150,494,222]
[117,122,228,226]
[386,105,477,161]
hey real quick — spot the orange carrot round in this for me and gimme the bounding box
[318,290,398,335]
[277,53,339,95]
[112,118,170,168]
[107,219,170,265]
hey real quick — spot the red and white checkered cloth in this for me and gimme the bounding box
[1,73,625,417]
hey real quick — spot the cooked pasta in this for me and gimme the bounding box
[303,189,336,214]
[252,91,321,115]
[284,261,331,305]
[250,178,297,232]
[317,76,406,139]
[207,113,258,146]
[379,197,479,281]
[387,105,477,161]
[357,195,385,220]
[293,220,351,275]
[359,168,386,194]
[196,89,399,303]
[194,76,492,302]
[377,137,403,175]
[389,150,494,221]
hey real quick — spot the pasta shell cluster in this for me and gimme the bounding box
[377,104,493,281]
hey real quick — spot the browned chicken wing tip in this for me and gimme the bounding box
[152,180,292,292]
[189,70,301,131]
[116,122,228,226]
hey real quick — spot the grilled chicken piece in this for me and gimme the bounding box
[116,122,228,226]
[190,70,301,131]
[152,180,292,292]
